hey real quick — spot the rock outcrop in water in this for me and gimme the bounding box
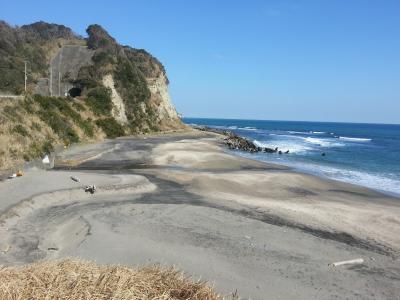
[224,133,258,152]
[195,126,284,154]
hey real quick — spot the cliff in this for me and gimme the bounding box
[0,21,185,170]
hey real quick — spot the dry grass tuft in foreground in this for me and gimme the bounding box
[0,259,222,300]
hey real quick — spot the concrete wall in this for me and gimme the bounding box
[41,45,94,97]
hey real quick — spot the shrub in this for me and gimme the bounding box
[92,51,115,66]
[24,142,42,160]
[41,138,54,154]
[34,95,78,120]
[75,65,101,89]
[72,101,86,112]
[22,138,54,162]
[33,94,55,110]
[95,118,124,138]
[33,95,94,139]
[11,124,29,137]
[64,127,80,144]
[38,110,66,134]
[85,86,112,116]
[31,122,42,131]
[3,105,21,121]
[21,98,35,112]
[37,110,79,145]
[79,119,94,137]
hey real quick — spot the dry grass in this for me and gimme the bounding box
[0,259,222,300]
[0,97,103,171]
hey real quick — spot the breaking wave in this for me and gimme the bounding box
[239,126,257,130]
[339,136,372,142]
[303,137,344,147]
[253,139,312,153]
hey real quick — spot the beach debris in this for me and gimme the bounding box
[8,173,17,179]
[1,244,10,253]
[84,185,96,194]
[16,170,23,177]
[329,258,364,267]
[42,155,50,164]
[70,176,80,183]
[47,247,59,251]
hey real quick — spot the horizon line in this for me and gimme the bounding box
[181,116,400,126]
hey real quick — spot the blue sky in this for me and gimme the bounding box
[1,0,399,123]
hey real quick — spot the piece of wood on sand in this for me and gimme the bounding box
[329,258,364,267]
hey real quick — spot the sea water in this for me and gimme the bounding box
[183,118,400,197]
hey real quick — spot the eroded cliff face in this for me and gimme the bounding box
[80,24,184,132]
[146,72,181,129]
[102,74,128,124]
[100,71,181,130]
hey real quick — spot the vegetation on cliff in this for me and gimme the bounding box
[77,24,168,132]
[0,20,183,170]
[0,21,79,94]
[0,21,181,132]
[0,95,104,169]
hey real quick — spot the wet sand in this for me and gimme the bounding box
[0,130,399,299]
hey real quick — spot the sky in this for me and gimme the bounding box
[1,0,399,124]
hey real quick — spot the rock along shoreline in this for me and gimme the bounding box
[194,126,290,154]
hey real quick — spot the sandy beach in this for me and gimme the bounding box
[0,129,399,299]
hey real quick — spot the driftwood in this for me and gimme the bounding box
[70,176,80,183]
[329,258,364,267]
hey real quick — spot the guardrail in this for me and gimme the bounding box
[0,95,24,99]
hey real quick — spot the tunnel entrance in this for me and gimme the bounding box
[68,87,82,97]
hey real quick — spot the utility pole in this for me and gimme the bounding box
[58,49,62,97]
[58,70,61,97]
[49,64,53,96]
[24,61,27,93]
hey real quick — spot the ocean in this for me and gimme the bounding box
[183,118,400,197]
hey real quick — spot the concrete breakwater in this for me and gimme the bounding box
[195,126,289,154]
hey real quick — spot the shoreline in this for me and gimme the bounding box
[198,125,400,199]
[231,149,400,200]
[0,129,399,299]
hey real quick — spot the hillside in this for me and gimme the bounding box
[0,21,184,170]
